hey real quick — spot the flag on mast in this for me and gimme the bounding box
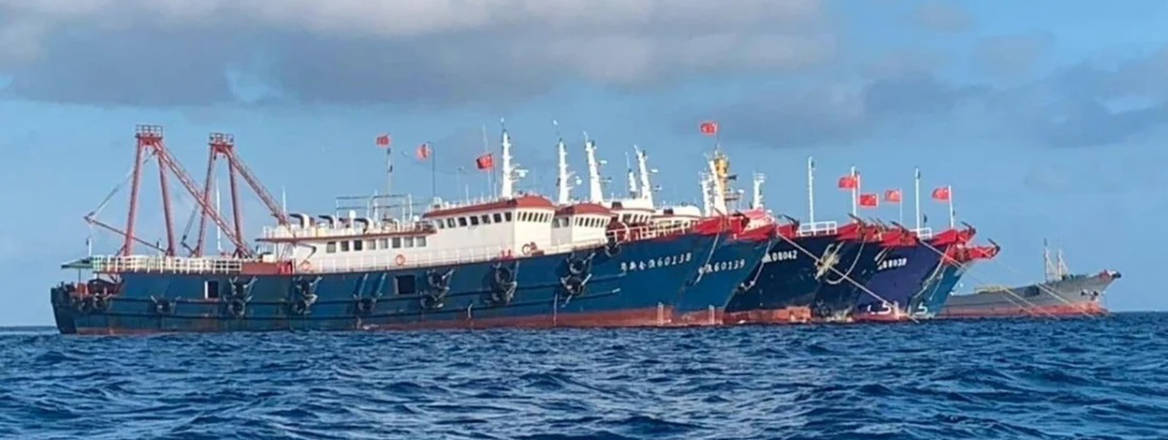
[376,134,391,148]
[838,175,858,189]
[859,193,879,208]
[476,153,494,170]
[416,143,432,160]
[699,121,718,136]
[884,189,902,203]
[932,186,951,201]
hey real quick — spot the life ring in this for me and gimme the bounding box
[298,260,312,272]
[394,254,406,266]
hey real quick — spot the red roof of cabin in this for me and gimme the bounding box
[555,203,611,216]
[423,195,555,218]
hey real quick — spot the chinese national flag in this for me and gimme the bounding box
[699,121,718,136]
[932,186,951,201]
[884,189,902,203]
[859,193,879,208]
[476,153,494,170]
[416,143,431,160]
[838,175,858,189]
[375,134,391,148]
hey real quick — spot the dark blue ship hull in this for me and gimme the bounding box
[809,239,885,321]
[50,234,721,334]
[674,236,773,325]
[723,234,837,324]
[910,264,966,318]
[853,243,947,321]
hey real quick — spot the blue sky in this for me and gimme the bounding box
[2,0,1166,325]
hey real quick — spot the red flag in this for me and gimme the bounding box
[884,189,902,203]
[859,193,879,208]
[699,121,718,136]
[375,134,391,148]
[838,175,858,190]
[476,153,494,170]
[932,186,951,201]
[416,143,431,160]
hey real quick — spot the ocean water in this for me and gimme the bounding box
[1,313,1166,440]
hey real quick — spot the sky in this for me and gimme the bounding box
[2,0,1166,325]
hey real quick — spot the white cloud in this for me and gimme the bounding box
[0,0,834,104]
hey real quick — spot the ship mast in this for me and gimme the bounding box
[707,157,728,215]
[555,129,573,204]
[500,122,516,199]
[635,146,653,205]
[585,134,603,203]
[751,172,765,210]
[625,152,639,198]
[807,156,816,223]
[914,167,922,232]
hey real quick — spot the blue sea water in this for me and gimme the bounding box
[1,313,1167,440]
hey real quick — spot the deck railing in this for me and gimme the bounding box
[91,255,245,274]
[797,221,838,237]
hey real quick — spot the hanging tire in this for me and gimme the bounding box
[567,258,588,276]
[420,293,445,310]
[427,270,448,289]
[561,276,585,296]
[492,266,515,286]
[489,282,516,306]
[90,295,111,313]
[227,298,247,319]
[289,298,311,316]
[355,297,377,316]
[603,237,621,258]
[152,297,174,316]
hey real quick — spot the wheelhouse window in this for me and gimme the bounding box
[403,237,415,248]
[470,216,480,226]
[416,236,427,247]
[366,240,375,250]
[392,237,401,248]
[378,238,388,249]
[340,241,351,252]
[493,213,503,223]
[504,212,513,222]
[326,241,337,253]
[353,240,364,251]
[458,217,468,227]
[481,214,491,224]
[446,218,456,228]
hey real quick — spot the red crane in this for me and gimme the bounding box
[115,125,282,259]
[192,133,290,257]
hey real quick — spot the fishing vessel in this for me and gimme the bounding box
[939,242,1119,318]
[907,241,999,318]
[723,158,868,324]
[851,226,973,322]
[49,126,740,334]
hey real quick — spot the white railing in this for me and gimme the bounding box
[91,255,246,274]
[797,221,838,237]
[300,223,694,274]
[262,222,433,240]
[912,227,934,239]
